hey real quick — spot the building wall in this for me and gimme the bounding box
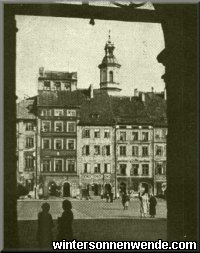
[16,120,36,192]
[37,107,79,197]
[153,127,167,195]
[77,126,115,196]
[116,125,155,194]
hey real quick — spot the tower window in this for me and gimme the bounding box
[103,70,106,82]
[109,71,113,82]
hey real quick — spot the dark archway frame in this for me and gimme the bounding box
[4,3,198,249]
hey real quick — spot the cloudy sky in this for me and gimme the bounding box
[16,15,165,100]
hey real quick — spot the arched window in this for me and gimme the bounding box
[109,71,113,82]
[102,70,106,82]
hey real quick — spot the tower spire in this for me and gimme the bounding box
[98,33,121,96]
[108,29,111,43]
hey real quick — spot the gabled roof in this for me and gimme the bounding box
[19,89,167,127]
[38,71,77,81]
[37,90,87,107]
[17,99,37,120]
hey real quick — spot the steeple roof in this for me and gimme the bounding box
[99,31,121,68]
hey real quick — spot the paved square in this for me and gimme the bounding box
[17,198,167,249]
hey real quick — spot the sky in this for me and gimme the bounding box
[16,15,165,100]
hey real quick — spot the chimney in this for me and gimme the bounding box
[89,84,94,99]
[39,67,44,77]
[134,88,138,97]
[151,87,154,93]
[164,87,167,100]
[141,92,145,102]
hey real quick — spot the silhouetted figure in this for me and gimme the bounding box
[149,194,157,218]
[57,199,74,240]
[37,202,53,249]
[121,191,126,209]
[110,192,114,203]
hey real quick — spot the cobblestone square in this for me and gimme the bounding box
[17,198,167,249]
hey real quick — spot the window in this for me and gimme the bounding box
[25,122,34,131]
[43,139,51,149]
[142,146,149,157]
[109,71,113,82]
[155,162,165,175]
[94,163,101,173]
[130,164,139,176]
[43,160,51,172]
[104,129,110,138]
[156,145,163,156]
[67,139,75,150]
[119,131,126,141]
[132,131,139,141]
[155,129,162,139]
[54,109,63,116]
[84,163,91,173]
[120,164,127,175]
[82,129,90,138]
[142,164,149,176]
[67,110,76,117]
[41,110,51,116]
[102,70,106,82]
[104,163,111,173]
[54,81,61,91]
[105,145,110,156]
[132,146,139,156]
[54,139,63,150]
[67,160,76,173]
[54,121,63,132]
[82,145,90,156]
[67,122,76,132]
[64,82,71,91]
[120,146,126,156]
[26,137,34,148]
[42,121,51,132]
[44,80,51,90]
[94,145,100,155]
[142,132,149,141]
[55,159,63,172]
[94,129,100,138]
[25,155,34,170]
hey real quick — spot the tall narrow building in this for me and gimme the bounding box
[98,32,122,96]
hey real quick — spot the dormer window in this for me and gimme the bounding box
[64,82,71,91]
[54,81,61,91]
[44,81,51,90]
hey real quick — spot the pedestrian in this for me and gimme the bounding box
[149,194,157,218]
[121,191,126,209]
[110,192,113,203]
[57,199,74,241]
[124,193,130,210]
[36,202,54,249]
[106,191,109,203]
[139,191,149,218]
[100,188,104,199]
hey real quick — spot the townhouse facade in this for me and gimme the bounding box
[116,124,154,195]
[36,69,80,198]
[77,125,115,197]
[16,99,37,194]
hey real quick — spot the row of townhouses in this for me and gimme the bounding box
[16,36,167,198]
